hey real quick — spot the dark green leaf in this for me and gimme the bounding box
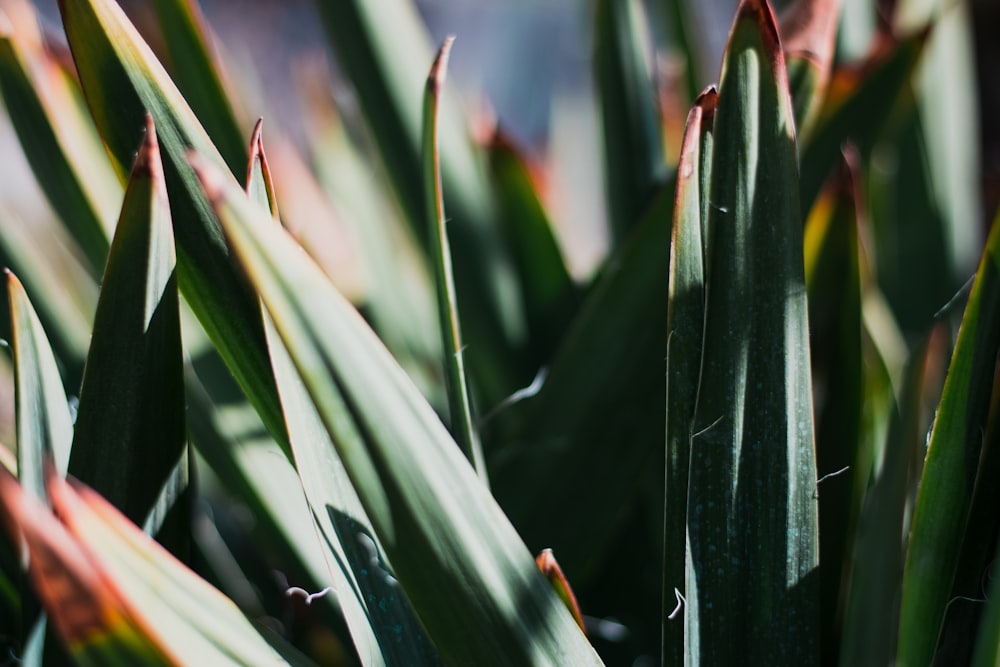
[192,155,603,666]
[594,0,666,245]
[685,1,818,662]
[67,116,187,541]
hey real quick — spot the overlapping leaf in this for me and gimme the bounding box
[684,1,818,662]
[191,154,603,666]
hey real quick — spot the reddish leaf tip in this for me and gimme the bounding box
[734,0,785,66]
[132,113,162,181]
[427,35,456,96]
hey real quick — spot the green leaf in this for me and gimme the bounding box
[192,155,603,666]
[151,0,248,178]
[488,132,580,368]
[971,535,1000,667]
[663,85,716,667]
[57,0,286,454]
[313,0,528,406]
[799,30,927,218]
[594,0,666,246]
[802,153,865,659]
[0,6,120,274]
[685,0,818,662]
[839,328,942,666]
[896,208,1000,665]
[423,37,486,480]
[246,118,438,666]
[7,272,72,499]
[778,0,841,140]
[67,115,186,538]
[490,179,673,584]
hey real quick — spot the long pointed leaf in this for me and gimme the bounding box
[896,209,1000,665]
[0,5,120,274]
[57,0,286,452]
[192,156,603,666]
[594,0,666,245]
[685,1,819,662]
[7,273,72,498]
[67,115,186,535]
[423,37,485,480]
[663,85,716,667]
[247,121,438,666]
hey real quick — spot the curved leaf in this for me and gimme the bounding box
[192,155,603,666]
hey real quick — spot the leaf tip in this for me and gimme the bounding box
[735,0,784,64]
[427,35,456,97]
[132,113,163,181]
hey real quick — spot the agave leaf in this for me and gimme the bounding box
[896,207,1000,665]
[799,29,927,217]
[67,115,186,539]
[663,85,716,667]
[191,155,603,666]
[246,119,437,666]
[423,37,485,480]
[778,0,841,140]
[594,0,666,246]
[685,1,819,662]
[0,5,120,274]
[57,0,286,453]
[7,272,72,499]
[488,132,580,369]
[313,0,527,407]
[151,0,248,177]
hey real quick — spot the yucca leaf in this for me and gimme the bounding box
[663,85,715,667]
[244,119,436,666]
[895,0,982,280]
[0,6,120,274]
[191,155,603,666]
[57,0,286,453]
[488,132,580,369]
[685,1,818,662]
[151,0,248,177]
[66,115,186,550]
[313,0,527,406]
[0,467,169,665]
[896,208,1000,664]
[779,0,841,140]
[7,273,72,499]
[423,37,485,480]
[971,535,1000,667]
[594,0,666,246]
[839,328,942,666]
[38,469,294,665]
[0,204,96,371]
[802,154,865,658]
[799,29,927,216]
[491,179,673,583]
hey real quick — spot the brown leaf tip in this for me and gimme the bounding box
[427,35,456,96]
[132,113,162,181]
[694,85,719,124]
[736,0,784,65]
